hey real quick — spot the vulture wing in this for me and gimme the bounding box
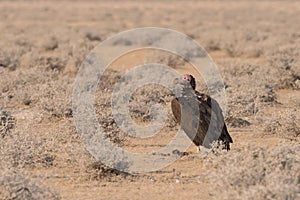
[171,91,233,150]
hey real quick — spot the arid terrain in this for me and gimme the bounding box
[0,1,299,199]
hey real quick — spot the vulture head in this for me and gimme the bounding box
[173,74,196,89]
[173,74,196,97]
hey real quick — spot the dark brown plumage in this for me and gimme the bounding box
[171,74,233,150]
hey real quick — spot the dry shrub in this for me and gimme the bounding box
[0,110,15,138]
[0,172,60,200]
[95,69,178,145]
[0,50,19,71]
[96,69,126,145]
[263,108,300,138]
[226,116,251,128]
[128,84,173,125]
[204,143,300,200]
[267,47,300,90]
[85,161,135,181]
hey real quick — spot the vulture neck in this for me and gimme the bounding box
[180,87,196,98]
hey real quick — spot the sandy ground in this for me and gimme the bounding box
[0,0,300,199]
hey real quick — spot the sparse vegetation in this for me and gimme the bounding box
[0,0,299,199]
[0,110,15,138]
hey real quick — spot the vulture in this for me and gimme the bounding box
[171,74,233,151]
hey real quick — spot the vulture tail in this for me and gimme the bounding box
[219,124,233,151]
